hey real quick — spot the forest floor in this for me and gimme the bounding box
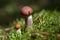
[0,9,60,40]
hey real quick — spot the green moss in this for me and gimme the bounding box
[5,10,60,40]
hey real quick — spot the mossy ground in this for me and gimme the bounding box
[0,9,60,40]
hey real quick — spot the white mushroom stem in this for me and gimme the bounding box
[16,28,21,35]
[25,15,33,30]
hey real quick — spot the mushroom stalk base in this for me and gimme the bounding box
[25,15,33,30]
[16,29,21,35]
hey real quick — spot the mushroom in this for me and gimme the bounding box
[21,6,33,30]
[15,24,21,29]
[15,24,21,35]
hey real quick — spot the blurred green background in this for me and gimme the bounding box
[0,0,60,25]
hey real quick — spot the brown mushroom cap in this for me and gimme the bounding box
[21,6,33,16]
[15,24,21,29]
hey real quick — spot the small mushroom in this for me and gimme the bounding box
[15,24,21,29]
[15,24,21,35]
[21,6,33,30]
